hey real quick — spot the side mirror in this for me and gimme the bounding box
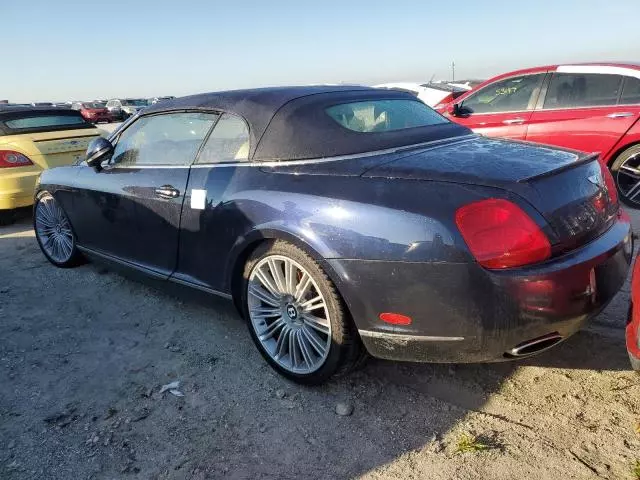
[86,137,113,170]
[448,103,461,116]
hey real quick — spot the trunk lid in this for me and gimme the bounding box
[5,129,101,168]
[362,136,618,251]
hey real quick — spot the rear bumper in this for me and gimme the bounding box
[331,215,633,363]
[0,167,41,210]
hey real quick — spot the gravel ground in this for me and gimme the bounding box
[1,207,639,479]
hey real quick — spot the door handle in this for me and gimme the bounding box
[502,118,526,125]
[607,112,635,119]
[154,185,180,199]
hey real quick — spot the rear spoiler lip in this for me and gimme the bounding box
[517,152,600,183]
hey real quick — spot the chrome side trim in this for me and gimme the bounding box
[168,276,233,300]
[77,245,167,280]
[77,245,233,300]
[358,330,464,342]
[107,165,191,170]
[189,134,478,168]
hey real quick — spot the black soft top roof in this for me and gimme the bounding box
[144,86,471,161]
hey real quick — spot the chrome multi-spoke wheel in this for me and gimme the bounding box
[248,255,332,374]
[616,152,640,206]
[612,145,640,208]
[34,193,80,267]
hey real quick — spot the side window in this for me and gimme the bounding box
[195,113,250,164]
[460,74,543,114]
[543,73,623,109]
[621,76,640,105]
[111,112,218,166]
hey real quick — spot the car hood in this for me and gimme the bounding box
[83,108,108,113]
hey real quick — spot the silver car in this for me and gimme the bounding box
[105,98,148,120]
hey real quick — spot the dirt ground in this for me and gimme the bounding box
[1,209,639,480]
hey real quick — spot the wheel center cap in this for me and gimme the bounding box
[286,304,298,321]
[55,225,62,234]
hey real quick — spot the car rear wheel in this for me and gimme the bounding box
[610,144,640,208]
[34,192,84,268]
[241,240,362,385]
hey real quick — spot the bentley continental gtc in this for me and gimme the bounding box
[33,86,632,384]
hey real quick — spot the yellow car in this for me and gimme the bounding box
[0,107,103,225]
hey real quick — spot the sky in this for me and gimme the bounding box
[2,0,639,102]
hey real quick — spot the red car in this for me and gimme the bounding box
[438,63,640,206]
[71,102,113,124]
[629,256,640,370]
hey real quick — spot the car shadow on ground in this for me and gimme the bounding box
[1,213,637,479]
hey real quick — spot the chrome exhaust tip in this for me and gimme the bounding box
[506,332,563,358]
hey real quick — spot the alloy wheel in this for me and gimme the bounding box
[247,255,332,374]
[35,194,75,264]
[616,151,640,206]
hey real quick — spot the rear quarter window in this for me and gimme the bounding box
[621,76,640,104]
[326,99,447,133]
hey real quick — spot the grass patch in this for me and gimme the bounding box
[633,459,640,480]
[454,433,489,454]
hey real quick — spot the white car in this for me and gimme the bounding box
[373,82,470,107]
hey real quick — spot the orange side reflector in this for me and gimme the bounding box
[379,312,412,325]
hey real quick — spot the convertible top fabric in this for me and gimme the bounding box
[145,86,471,161]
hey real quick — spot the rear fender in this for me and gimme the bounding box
[224,225,361,321]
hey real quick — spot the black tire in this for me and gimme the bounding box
[240,240,362,385]
[33,192,85,268]
[0,210,15,226]
[610,144,640,208]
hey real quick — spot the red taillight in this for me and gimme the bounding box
[600,163,618,206]
[0,150,33,168]
[379,312,412,325]
[455,198,551,269]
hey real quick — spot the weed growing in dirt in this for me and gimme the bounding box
[454,434,489,454]
[633,459,640,480]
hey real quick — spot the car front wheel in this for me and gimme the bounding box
[34,192,84,268]
[241,240,362,384]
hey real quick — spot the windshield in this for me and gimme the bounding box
[83,102,106,109]
[122,99,148,106]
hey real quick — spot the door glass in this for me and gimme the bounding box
[543,73,623,109]
[621,76,640,104]
[195,113,250,164]
[460,74,543,114]
[111,112,218,166]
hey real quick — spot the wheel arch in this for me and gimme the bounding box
[606,140,640,167]
[226,227,353,319]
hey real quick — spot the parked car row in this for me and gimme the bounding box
[1,96,176,123]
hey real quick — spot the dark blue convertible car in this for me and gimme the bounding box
[34,86,632,384]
